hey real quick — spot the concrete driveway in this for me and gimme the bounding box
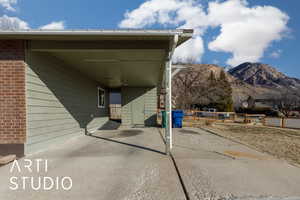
[0,127,300,200]
[172,127,300,199]
[0,128,185,200]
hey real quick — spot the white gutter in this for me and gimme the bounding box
[165,34,178,155]
[0,29,192,36]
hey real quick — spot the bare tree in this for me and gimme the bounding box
[173,65,234,112]
[274,91,300,117]
[173,67,203,109]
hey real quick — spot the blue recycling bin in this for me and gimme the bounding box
[172,110,184,128]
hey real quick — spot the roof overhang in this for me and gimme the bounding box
[0,29,193,46]
[3,29,193,88]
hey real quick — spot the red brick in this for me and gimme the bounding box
[0,40,26,144]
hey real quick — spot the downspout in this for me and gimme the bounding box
[165,34,178,155]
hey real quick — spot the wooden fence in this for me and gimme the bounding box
[184,110,236,121]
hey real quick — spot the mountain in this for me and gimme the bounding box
[172,63,300,108]
[229,62,300,90]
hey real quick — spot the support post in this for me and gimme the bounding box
[165,35,178,155]
[165,60,172,154]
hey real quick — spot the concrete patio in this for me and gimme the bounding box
[0,127,300,200]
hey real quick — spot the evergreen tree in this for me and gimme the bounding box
[217,70,234,112]
[208,70,217,87]
[219,70,227,81]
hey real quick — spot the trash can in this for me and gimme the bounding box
[161,110,166,128]
[172,110,184,128]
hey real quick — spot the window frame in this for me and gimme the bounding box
[97,87,105,108]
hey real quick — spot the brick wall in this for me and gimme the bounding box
[0,40,26,145]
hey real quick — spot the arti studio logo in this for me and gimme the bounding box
[9,159,72,191]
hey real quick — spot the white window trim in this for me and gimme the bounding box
[98,87,105,108]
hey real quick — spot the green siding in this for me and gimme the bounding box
[121,87,157,127]
[25,52,109,154]
[144,87,158,126]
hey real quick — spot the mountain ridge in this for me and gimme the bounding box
[228,62,300,89]
[172,62,299,107]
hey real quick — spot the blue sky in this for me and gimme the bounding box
[1,0,299,78]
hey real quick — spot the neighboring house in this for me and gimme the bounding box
[0,29,192,156]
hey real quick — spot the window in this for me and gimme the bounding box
[98,87,105,108]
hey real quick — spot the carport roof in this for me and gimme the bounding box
[0,29,193,46]
[4,29,193,88]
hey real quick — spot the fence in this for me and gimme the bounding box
[185,110,236,121]
[264,117,300,129]
[242,114,266,123]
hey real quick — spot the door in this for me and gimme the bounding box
[132,94,145,125]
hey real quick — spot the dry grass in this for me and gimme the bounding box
[205,119,215,126]
[202,123,300,166]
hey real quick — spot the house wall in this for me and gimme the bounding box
[25,51,109,154]
[121,87,157,127]
[0,40,26,157]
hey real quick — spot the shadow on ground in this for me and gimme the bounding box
[98,120,121,130]
[90,129,165,155]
